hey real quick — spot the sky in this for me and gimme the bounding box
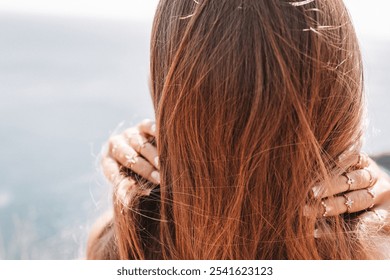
[0,0,389,38]
[0,0,160,21]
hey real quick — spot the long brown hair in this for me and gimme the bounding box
[88,0,376,259]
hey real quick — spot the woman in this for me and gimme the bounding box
[88,0,390,259]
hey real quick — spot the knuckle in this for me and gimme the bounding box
[142,118,153,125]
[357,191,371,208]
[124,127,138,136]
[141,119,156,132]
[370,168,378,181]
[108,135,120,146]
[354,170,366,186]
[325,197,338,214]
[142,164,154,175]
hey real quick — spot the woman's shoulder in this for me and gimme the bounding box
[86,210,119,260]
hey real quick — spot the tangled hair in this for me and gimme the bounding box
[87,0,382,259]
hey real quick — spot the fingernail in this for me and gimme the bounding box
[151,124,156,133]
[338,153,347,162]
[311,185,323,198]
[154,156,159,168]
[151,171,160,184]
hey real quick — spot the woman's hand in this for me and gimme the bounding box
[101,119,390,219]
[307,153,390,218]
[101,119,160,187]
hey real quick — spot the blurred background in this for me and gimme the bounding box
[0,0,389,259]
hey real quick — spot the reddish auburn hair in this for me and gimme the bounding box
[87,0,383,259]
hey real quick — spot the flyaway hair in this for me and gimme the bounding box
[87,0,388,259]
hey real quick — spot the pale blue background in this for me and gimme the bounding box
[0,1,389,259]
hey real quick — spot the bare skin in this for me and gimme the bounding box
[308,154,390,217]
[101,119,159,187]
[101,119,390,220]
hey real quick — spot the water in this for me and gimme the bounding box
[0,13,154,259]
[0,12,389,259]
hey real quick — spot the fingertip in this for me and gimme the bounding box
[142,118,153,124]
[314,228,321,239]
[139,119,156,136]
[154,156,159,169]
[371,209,386,221]
[101,156,121,183]
[151,123,156,133]
[151,171,160,184]
[337,152,348,163]
[311,185,324,199]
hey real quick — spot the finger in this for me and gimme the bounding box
[111,140,159,185]
[355,152,370,169]
[319,188,376,217]
[115,177,143,205]
[124,131,159,169]
[101,154,126,184]
[359,209,388,224]
[313,167,378,198]
[109,134,160,184]
[101,155,144,202]
[338,152,369,171]
[358,201,390,224]
[124,155,160,185]
[338,153,360,169]
[107,134,126,159]
[138,119,156,137]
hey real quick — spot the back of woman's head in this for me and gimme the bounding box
[117,0,368,259]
